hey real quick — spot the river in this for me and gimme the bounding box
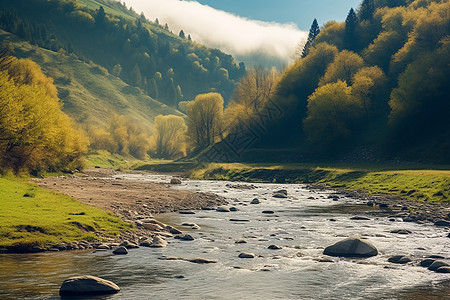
[1,174,449,299]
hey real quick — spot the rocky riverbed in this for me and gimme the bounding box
[2,171,447,299]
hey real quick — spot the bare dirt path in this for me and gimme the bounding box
[32,168,226,224]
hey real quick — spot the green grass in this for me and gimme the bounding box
[190,163,450,204]
[0,176,133,252]
[85,150,152,170]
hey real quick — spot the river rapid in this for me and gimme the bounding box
[1,174,449,299]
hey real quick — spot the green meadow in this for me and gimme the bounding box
[0,176,132,252]
[191,163,450,204]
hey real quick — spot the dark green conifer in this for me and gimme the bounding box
[301,18,320,58]
[344,8,358,50]
[358,0,375,21]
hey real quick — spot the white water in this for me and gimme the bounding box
[1,173,449,299]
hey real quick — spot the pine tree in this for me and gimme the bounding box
[95,6,106,26]
[344,8,358,50]
[179,29,186,39]
[301,19,320,58]
[130,64,142,87]
[148,78,159,99]
[358,0,375,21]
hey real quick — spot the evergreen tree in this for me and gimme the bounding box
[148,78,159,99]
[179,29,186,39]
[358,0,375,21]
[344,8,358,50]
[95,6,106,26]
[130,64,142,87]
[168,78,177,106]
[301,19,320,58]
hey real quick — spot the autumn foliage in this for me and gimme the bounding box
[0,54,88,173]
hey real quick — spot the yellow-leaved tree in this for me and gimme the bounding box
[186,93,224,151]
[149,114,187,159]
[0,55,88,173]
[303,80,363,149]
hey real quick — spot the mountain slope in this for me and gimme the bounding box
[1,30,178,130]
[0,0,245,127]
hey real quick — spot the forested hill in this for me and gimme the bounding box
[0,0,245,112]
[215,0,449,164]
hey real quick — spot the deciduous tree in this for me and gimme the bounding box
[150,115,187,158]
[186,93,224,150]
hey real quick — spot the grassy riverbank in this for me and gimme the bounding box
[190,163,450,204]
[0,176,132,252]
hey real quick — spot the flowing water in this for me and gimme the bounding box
[1,174,449,299]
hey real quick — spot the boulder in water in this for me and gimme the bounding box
[239,252,255,258]
[323,237,378,258]
[175,234,194,241]
[112,246,128,255]
[59,275,120,296]
[436,266,450,273]
[250,198,260,205]
[186,258,217,264]
[434,220,450,227]
[149,236,168,248]
[428,260,449,271]
[268,245,282,250]
[420,259,435,268]
[216,206,230,212]
[273,193,287,199]
[388,255,411,264]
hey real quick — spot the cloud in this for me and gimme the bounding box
[123,0,307,65]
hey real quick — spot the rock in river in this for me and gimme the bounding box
[268,245,282,250]
[436,266,450,273]
[216,206,230,212]
[388,255,411,264]
[175,234,194,241]
[350,216,371,221]
[273,193,287,199]
[112,246,128,255]
[186,258,217,264]
[434,220,450,227]
[251,198,260,205]
[420,259,436,268]
[239,252,256,259]
[323,237,378,258]
[428,261,450,271]
[149,236,168,248]
[59,275,120,296]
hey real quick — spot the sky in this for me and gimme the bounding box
[194,0,363,30]
[123,0,362,66]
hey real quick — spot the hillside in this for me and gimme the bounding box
[207,0,450,164]
[0,0,245,127]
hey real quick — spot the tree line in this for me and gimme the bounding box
[208,0,450,163]
[0,0,245,107]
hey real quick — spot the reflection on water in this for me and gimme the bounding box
[1,174,449,299]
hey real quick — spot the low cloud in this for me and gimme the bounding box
[124,0,307,66]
